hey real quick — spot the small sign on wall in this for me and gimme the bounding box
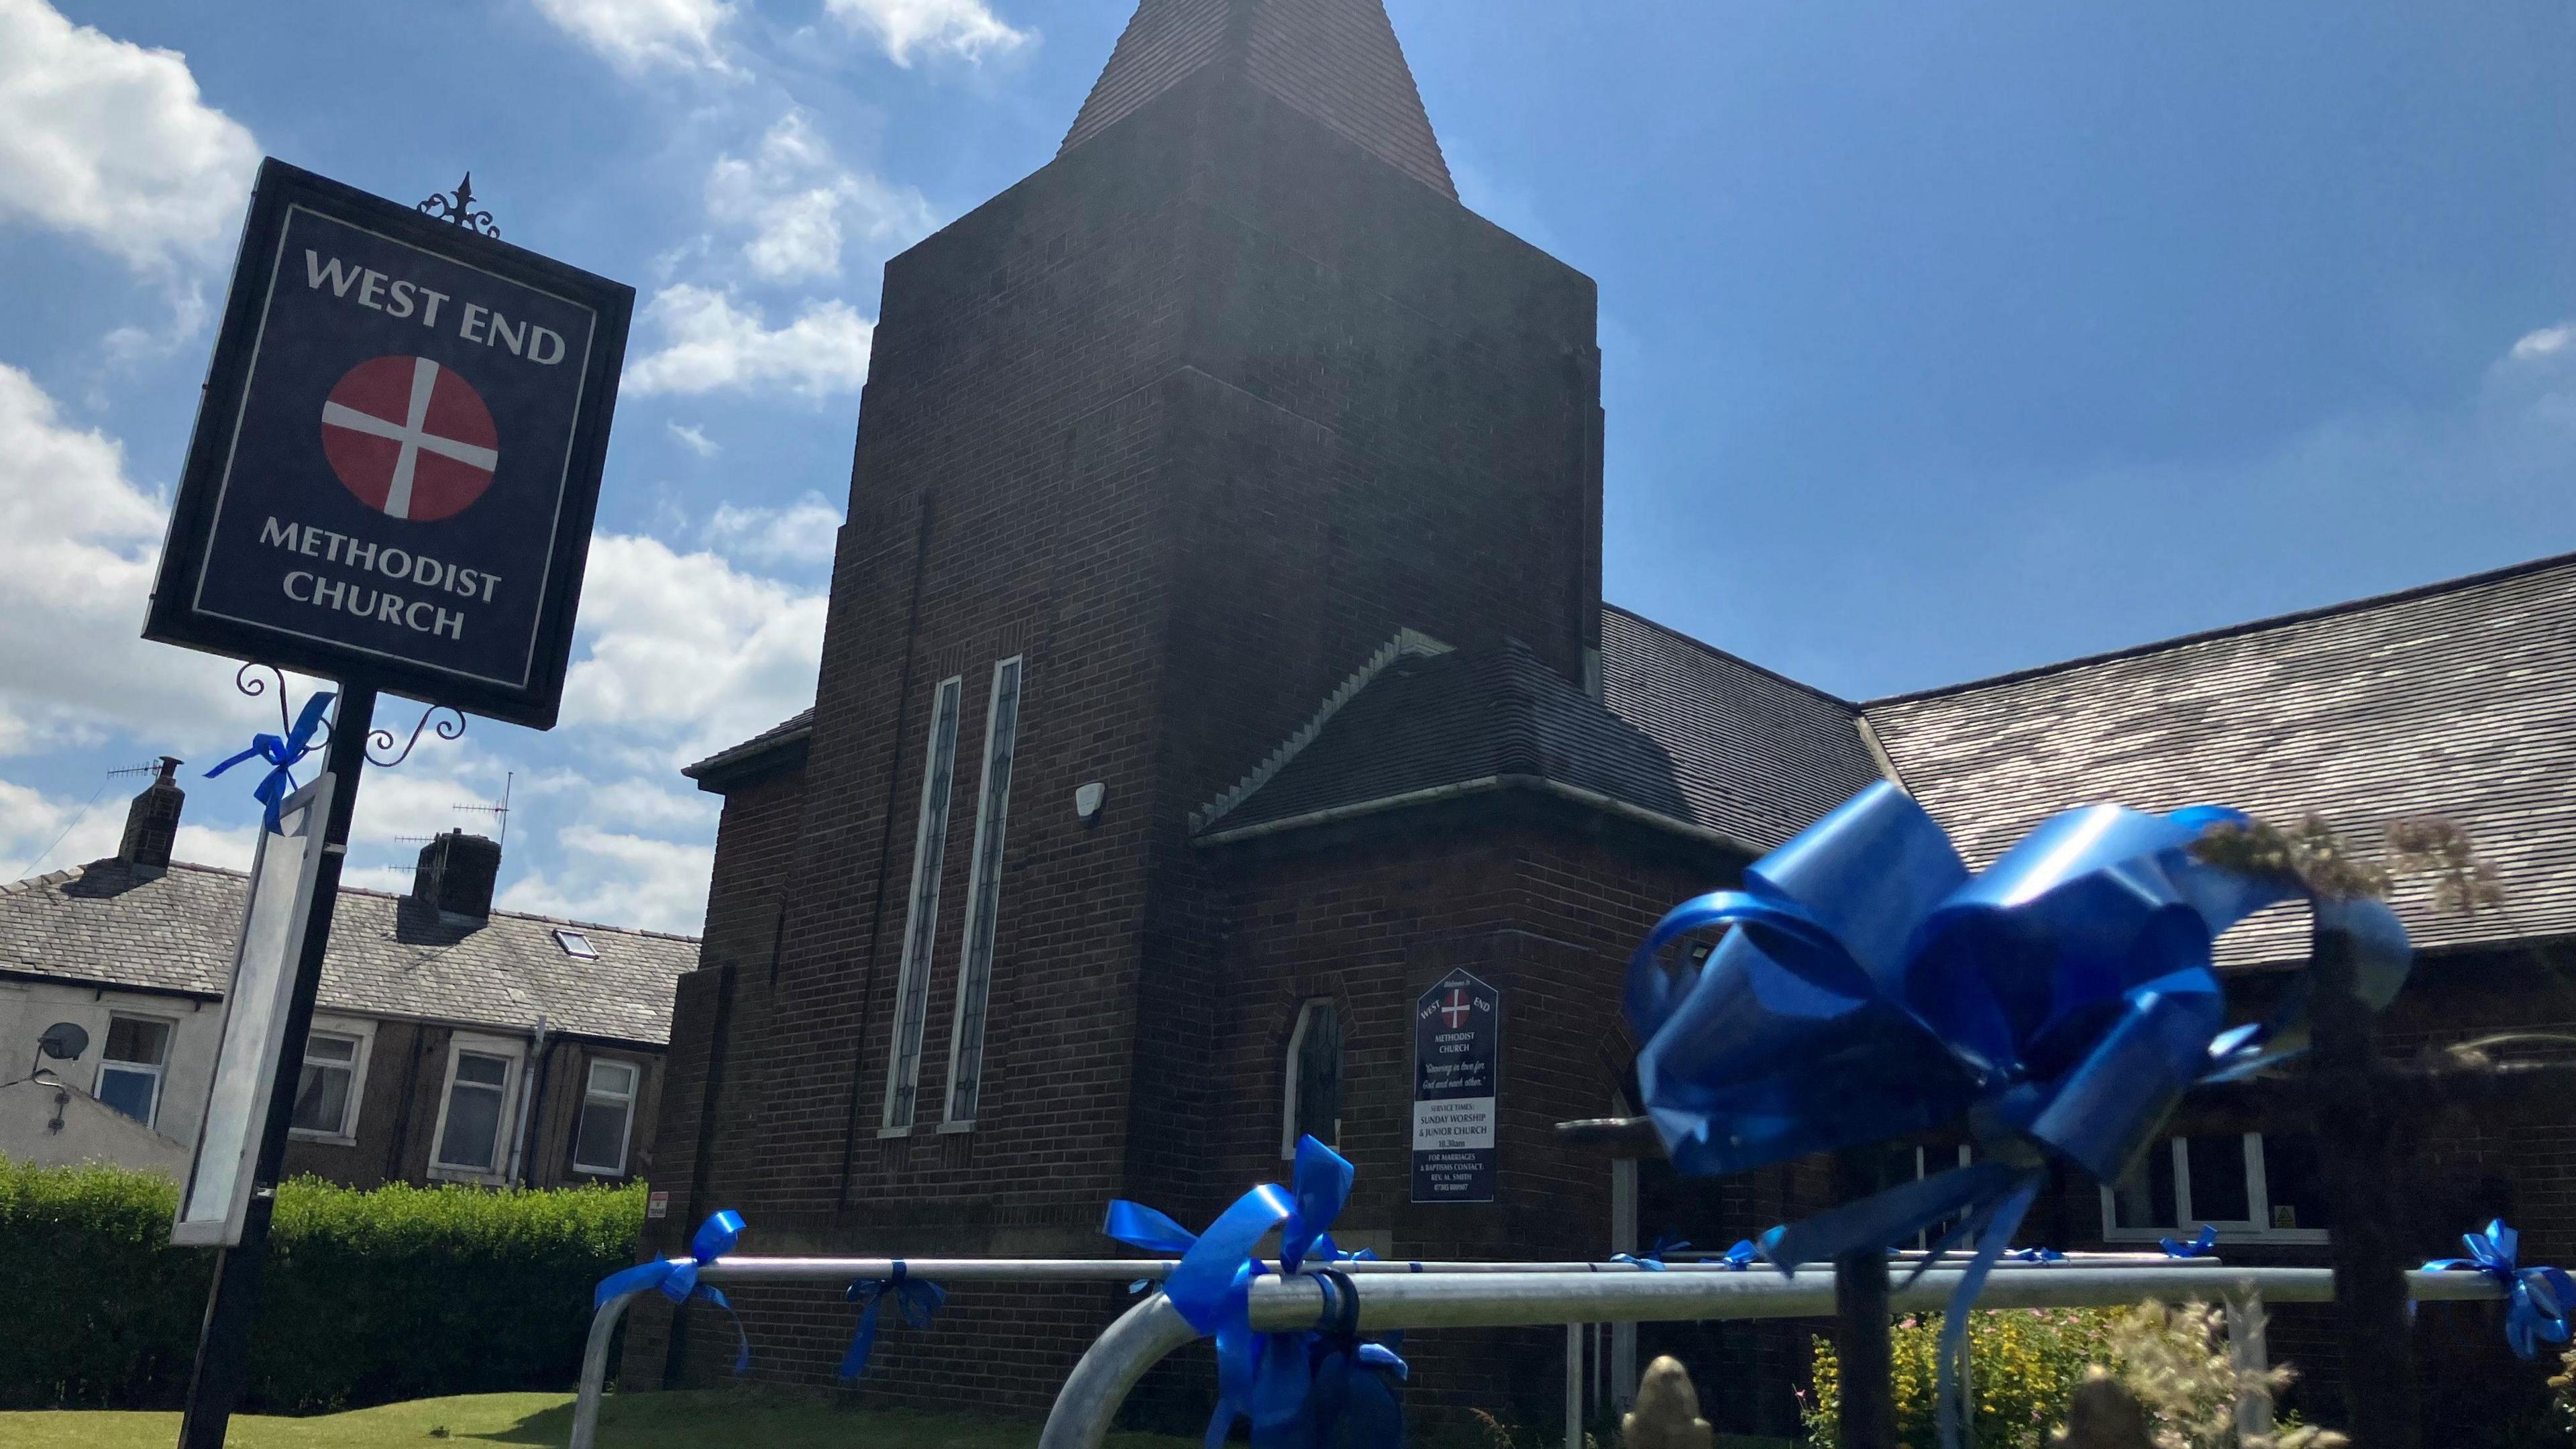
[1411,968,1499,1203]
[647,1190,671,1221]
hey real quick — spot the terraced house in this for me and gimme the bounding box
[0,759,697,1193]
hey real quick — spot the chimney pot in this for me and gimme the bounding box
[411,828,502,920]
[117,757,186,871]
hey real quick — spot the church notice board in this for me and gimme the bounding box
[145,158,633,729]
[1411,969,1499,1203]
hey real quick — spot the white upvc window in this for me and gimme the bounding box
[96,1014,176,1128]
[1280,998,1343,1159]
[941,656,1024,1129]
[570,1058,641,1176]
[288,1017,376,1142]
[882,675,965,1134]
[429,1034,524,1180]
[1877,1142,1975,1250]
[2100,1131,2329,1244]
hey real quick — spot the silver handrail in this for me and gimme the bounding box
[1036,1267,2506,1449]
[571,1254,1933,1449]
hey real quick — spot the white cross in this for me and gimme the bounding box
[1441,989,1471,1028]
[320,357,498,520]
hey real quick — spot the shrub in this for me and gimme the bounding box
[0,1157,645,1413]
[1800,1301,2339,1449]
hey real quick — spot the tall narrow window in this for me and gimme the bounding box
[883,675,965,1132]
[943,657,1024,1126]
[289,1029,368,1139]
[1281,999,1343,1157]
[571,1059,639,1175]
[97,1014,174,1128]
[431,1042,519,1175]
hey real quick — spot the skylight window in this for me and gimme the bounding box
[553,928,597,960]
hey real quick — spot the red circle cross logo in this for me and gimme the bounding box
[319,356,499,522]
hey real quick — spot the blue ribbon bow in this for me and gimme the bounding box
[1104,1136,1404,1449]
[2161,1225,2218,1258]
[1612,1234,1693,1271]
[1625,782,2412,1448]
[593,1211,751,1375]
[2424,1220,2575,1360]
[839,1260,945,1381]
[205,691,335,833]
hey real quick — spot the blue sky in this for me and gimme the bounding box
[1,0,2569,933]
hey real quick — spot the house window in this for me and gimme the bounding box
[571,1059,640,1175]
[2100,1132,2328,1242]
[942,656,1024,1128]
[883,675,965,1133]
[96,1014,174,1128]
[1281,999,1344,1157]
[1876,1142,1974,1250]
[289,1026,370,1140]
[553,929,597,959]
[431,1039,521,1177]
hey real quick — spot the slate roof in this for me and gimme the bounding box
[0,860,700,1044]
[1601,606,1888,853]
[684,708,814,793]
[1061,0,1457,199]
[1197,640,1707,839]
[1862,552,2576,967]
[1191,616,1888,851]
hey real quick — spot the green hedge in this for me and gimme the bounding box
[0,1157,645,1413]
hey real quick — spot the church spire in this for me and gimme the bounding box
[1060,0,1456,199]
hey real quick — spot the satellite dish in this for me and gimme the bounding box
[38,1022,89,1062]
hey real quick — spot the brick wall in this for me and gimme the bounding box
[640,44,1611,1409]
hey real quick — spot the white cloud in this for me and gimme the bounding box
[824,0,1030,66]
[531,0,733,73]
[667,421,720,457]
[563,532,828,761]
[624,284,874,396]
[0,363,262,757]
[0,773,261,880]
[2510,323,2572,363]
[498,825,714,934]
[704,492,843,566]
[0,0,258,274]
[707,111,935,281]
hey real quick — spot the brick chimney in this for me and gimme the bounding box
[117,757,184,871]
[411,829,502,919]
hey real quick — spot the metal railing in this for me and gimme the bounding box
[574,1255,1798,1449]
[1036,1266,2506,1449]
[571,1255,2506,1449]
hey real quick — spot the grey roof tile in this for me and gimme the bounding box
[1862,553,2576,967]
[1060,0,1456,199]
[0,860,699,1044]
[1203,640,1698,835]
[1599,606,1888,852]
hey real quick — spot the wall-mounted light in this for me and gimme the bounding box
[1075,782,1106,823]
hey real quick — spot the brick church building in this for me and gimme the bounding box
[624,0,2576,1436]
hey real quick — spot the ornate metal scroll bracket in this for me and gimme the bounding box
[368,704,467,768]
[418,173,499,238]
[235,663,332,751]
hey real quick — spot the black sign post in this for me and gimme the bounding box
[146,160,630,1449]
[1411,969,1500,1203]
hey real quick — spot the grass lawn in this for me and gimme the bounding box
[0,1391,1801,1449]
[0,1390,1205,1449]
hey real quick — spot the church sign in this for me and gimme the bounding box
[145,158,633,729]
[1411,968,1499,1203]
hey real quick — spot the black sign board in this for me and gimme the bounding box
[1411,968,1499,1203]
[145,158,633,728]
